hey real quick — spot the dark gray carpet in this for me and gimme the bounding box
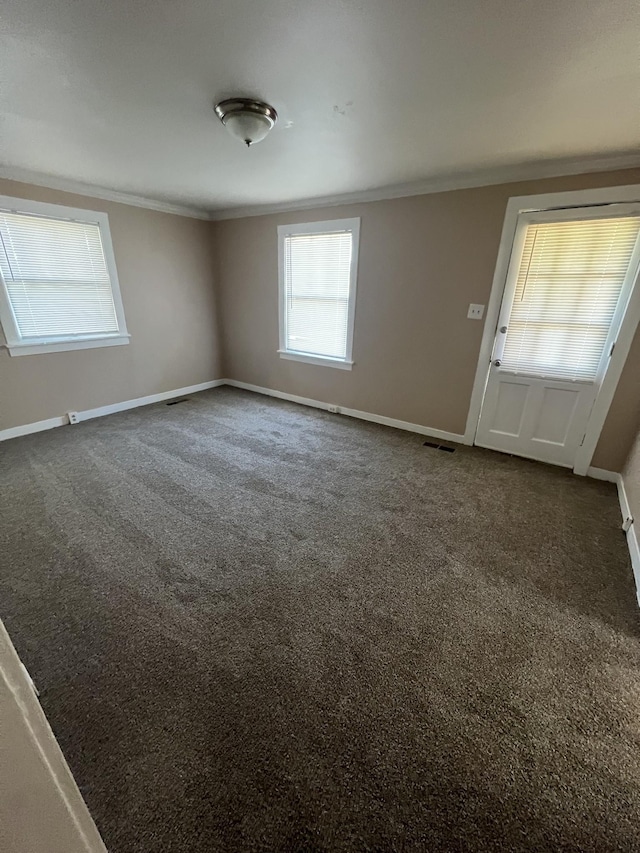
[2,386,640,852]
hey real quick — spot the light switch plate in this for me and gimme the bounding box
[467,303,485,320]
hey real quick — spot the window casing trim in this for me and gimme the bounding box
[5,334,131,357]
[0,196,129,357]
[277,217,360,368]
[277,350,354,370]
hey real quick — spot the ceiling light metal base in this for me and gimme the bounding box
[214,98,278,147]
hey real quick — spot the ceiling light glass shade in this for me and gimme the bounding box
[222,112,272,145]
[214,98,278,147]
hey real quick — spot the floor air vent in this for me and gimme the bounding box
[166,398,190,406]
[423,441,455,453]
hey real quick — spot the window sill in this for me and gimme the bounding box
[4,335,131,357]
[277,350,353,370]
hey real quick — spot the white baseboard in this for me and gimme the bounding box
[612,471,640,607]
[586,466,620,483]
[1,376,466,447]
[0,415,68,442]
[625,524,640,608]
[224,379,467,444]
[0,379,225,442]
[587,467,640,606]
[223,380,331,414]
[617,473,632,522]
[576,467,640,606]
[77,380,225,422]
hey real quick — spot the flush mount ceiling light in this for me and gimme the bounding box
[214,98,278,147]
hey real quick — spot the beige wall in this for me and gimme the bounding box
[2,170,638,470]
[215,168,640,473]
[591,330,640,471]
[0,179,222,431]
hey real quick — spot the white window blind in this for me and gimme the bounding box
[0,210,119,341]
[501,215,640,381]
[283,230,353,359]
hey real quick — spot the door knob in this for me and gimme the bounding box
[494,359,502,367]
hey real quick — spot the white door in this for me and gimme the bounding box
[476,205,640,468]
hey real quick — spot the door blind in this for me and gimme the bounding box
[501,215,640,381]
[0,210,119,340]
[283,230,353,359]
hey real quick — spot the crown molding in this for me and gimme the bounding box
[0,166,211,220]
[3,152,640,224]
[209,152,640,221]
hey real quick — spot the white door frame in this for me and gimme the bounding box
[464,183,640,475]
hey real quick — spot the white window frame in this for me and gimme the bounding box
[277,217,360,370]
[494,203,640,383]
[0,196,130,357]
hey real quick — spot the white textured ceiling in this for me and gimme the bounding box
[1,0,639,215]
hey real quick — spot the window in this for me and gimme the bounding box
[501,210,640,381]
[278,218,360,369]
[0,196,129,356]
